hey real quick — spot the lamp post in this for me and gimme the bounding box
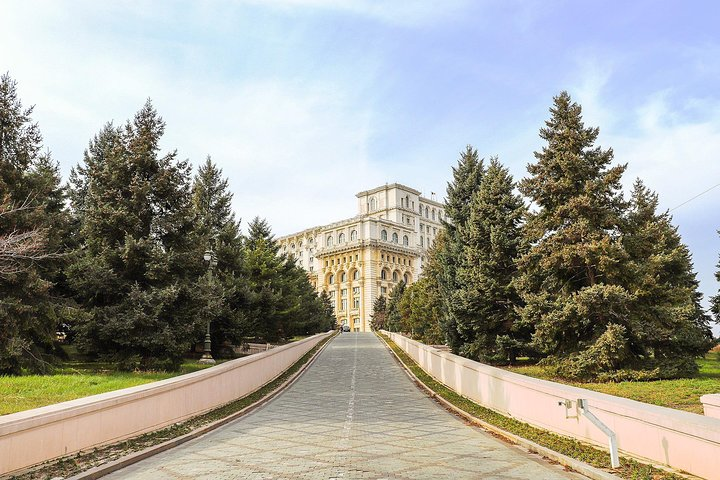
[199,247,217,364]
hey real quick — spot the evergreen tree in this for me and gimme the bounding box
[68,100,200,370]
[621,180,713,377]
[516,91,632,379]
[0,73,68,374]
[455,158,527,363]
[190,156,249,356]
[385,281,406,333]
[437,146,485,352]
[396,277,444,344]
[370,295,387,330]
[712,232,720,324]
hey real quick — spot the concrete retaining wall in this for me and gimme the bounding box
[0,332,332,475]
[384,331,720,480]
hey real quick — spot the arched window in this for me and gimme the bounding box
[392,233,398,244]
[350,230,357,241]
[290,243,295,250]
[403,235,409,246]
[340,272,346,282]
[326,236,333,247]
[420,236,424,247]
[381,230,388,241]
[381,270,387,280]
[425,206,429,218]
[432,209,436,221]
[338,233,345,243]
[392,271,398,281]
[404,273,410,284]
[370,197,377,211]
[353,270,359,280]
[329,274,334,284]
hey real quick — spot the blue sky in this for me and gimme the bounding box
[2,0,719,322]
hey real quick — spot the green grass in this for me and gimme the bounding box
[377,333,685,480]
[504,353,720,415]
[1,349,226,416]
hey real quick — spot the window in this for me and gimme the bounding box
[353,297,360,309]
[425,206,429,218]
[326,236,333,247]
[381,286,387,295]
[350,230,357,241]
[338,233,345,243]
[392,271,398,281]
[381,270,387,280]
[341,272,346,282]
[381,230,388,241]
[341,288,347,298]
[353,287,360,295]
[392,233,398,243]
[404,274,410,284]
[420,236,424,247]
[291,243,295,250]
[330,298,336,310]
[354,317,361,325]
[433,227,437,235]
[329,274,334,284]
[370,197,377,211]
[403,235,409,246]
[341,299,347,311]
[353,270,359,280]
[432,209,436,221]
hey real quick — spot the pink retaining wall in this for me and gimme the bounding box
[384,331,720,480]
[0,332,332,475]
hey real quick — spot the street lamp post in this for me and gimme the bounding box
[199,247,217,365]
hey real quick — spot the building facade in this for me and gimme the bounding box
[277,184,445,332]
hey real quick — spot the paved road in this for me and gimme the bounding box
[106,333,583,479]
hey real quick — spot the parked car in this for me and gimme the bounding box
[341,325,351,332]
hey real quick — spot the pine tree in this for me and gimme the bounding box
[385,281,406,333]
[437,146,484,352]
[370,295,387,330]
[190,156,249,356]
[455,158,527,363]
[0,73,68,374]
[68,100,200,370]
[622,180,713,377]
[517,91,632,379]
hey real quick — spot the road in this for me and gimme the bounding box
[105,333,583,479]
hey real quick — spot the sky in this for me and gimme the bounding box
[1,0,719,322]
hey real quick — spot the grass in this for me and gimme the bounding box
[9,333,335,480]
[504,353,720,415]
[0,347,227,416]
[377,332,685,480]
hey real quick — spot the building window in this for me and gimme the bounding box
[341,288,347,298]
[420,236,424,247]
[353,270,359,280]
[353,297,360,309]
[392,233,398,244]
[381,286,387,295]
[327,236,333,247]
[341,299,347,311]
[354,317,361,325]
[381,270,387,280]
[432,209,436,221]
[338,233,345,243]
[341,272,346,282]
[353,287,360,295]
[381,230,388,241]
[329,274,335,284]
[425,206,429,218]
[291,243,295,250]
[403,235,409,246]
[350,230,357,241]
[370,197,377,211]
[404,273,410,284]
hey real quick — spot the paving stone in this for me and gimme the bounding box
[105,333,585,479]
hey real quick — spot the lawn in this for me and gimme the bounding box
[0,348,223,416]
[504,353,720,414]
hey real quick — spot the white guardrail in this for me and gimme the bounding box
[0,332,332,476]
[383,331,720,480]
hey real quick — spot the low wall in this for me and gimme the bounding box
[0,332,332,476]
[384,331,720,480]
[701,394,720,420]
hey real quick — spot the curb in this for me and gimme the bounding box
[376,333,620,480]
[65,333,336,480]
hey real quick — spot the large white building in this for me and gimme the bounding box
[277,183,445,332]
